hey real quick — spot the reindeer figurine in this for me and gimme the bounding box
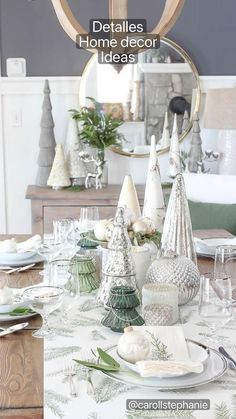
[79,151,104,190]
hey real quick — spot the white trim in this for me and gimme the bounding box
[0,76,81,96]
[200,76,236,92]
[0,90,7,233]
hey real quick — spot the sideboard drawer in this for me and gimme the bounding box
[43,206,117,233]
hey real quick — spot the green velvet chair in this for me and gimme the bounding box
[188,200,236,236]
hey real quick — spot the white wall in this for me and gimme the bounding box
[0,75,236,234]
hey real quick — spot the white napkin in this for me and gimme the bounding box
[16,235,41,253]
[137,360,203,377]
[133,325,203,377]
[194,237,236,255]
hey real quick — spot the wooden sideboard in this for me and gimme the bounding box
[26,185,147,234]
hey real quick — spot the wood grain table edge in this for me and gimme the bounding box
[0,407,43,418]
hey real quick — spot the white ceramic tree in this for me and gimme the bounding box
[142,135,165,232]
[118,175,141,222]
[160,111,170,148]
[47,144,71,190]
[35,80,56,186]
[169,114,181,178]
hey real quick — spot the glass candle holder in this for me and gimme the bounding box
[142,303,173,326]
[142,283,179,323]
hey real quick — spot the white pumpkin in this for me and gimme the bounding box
[94,219,111,241]
[141,217,156,235]
[132,220,148,235]
[117,326,150,363]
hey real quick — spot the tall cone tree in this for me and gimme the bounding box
[161,173,197,264]
[188,113,204,173]
[35,80,56,186]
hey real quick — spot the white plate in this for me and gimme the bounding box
[0,254,44,267]
[0,251,36,262]
[0,311,36,322]
[195,238,236,257]
[0,302,27,314]
[117,340,209,378]
[103,343,227,390]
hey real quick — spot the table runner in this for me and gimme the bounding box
[44,296,236,419]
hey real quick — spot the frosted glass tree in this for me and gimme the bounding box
[47,144,71,190]
[65,117,86,185]
[169,114,181,178]
[35,80,56,186]
[188,113,204,173]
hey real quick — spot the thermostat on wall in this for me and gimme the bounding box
[6,58,26,77]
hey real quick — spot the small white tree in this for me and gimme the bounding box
[65,117,86,185]
[47,144,71,190]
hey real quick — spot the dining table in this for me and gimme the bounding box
[0,229,235,419]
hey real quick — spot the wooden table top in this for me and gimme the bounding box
[0,229,233,418]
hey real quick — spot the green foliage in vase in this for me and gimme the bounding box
[70,97,124,151]
[133,230,162,248]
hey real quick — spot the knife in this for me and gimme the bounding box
[219,347,236,368]
[0,322,29,337]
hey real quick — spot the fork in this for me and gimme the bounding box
[78,350,98,396]
[64,363,79,397]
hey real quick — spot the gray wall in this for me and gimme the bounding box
[0,0,235,76]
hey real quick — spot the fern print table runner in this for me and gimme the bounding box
[44,296,236,419]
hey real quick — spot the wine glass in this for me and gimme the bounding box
[215,245,236,315]
[23,286,64,338]
[37,237,61,280]
[198,275,232,343]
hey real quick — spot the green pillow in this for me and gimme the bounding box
[188,200,236,235]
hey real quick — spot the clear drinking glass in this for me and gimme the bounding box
[198,275,232,342]
[53,218,79,259]
[215,245,236,302]
[79,207,99,232]
[50,259,80,324]
[53,218,78,246]
[23,286,64,338]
